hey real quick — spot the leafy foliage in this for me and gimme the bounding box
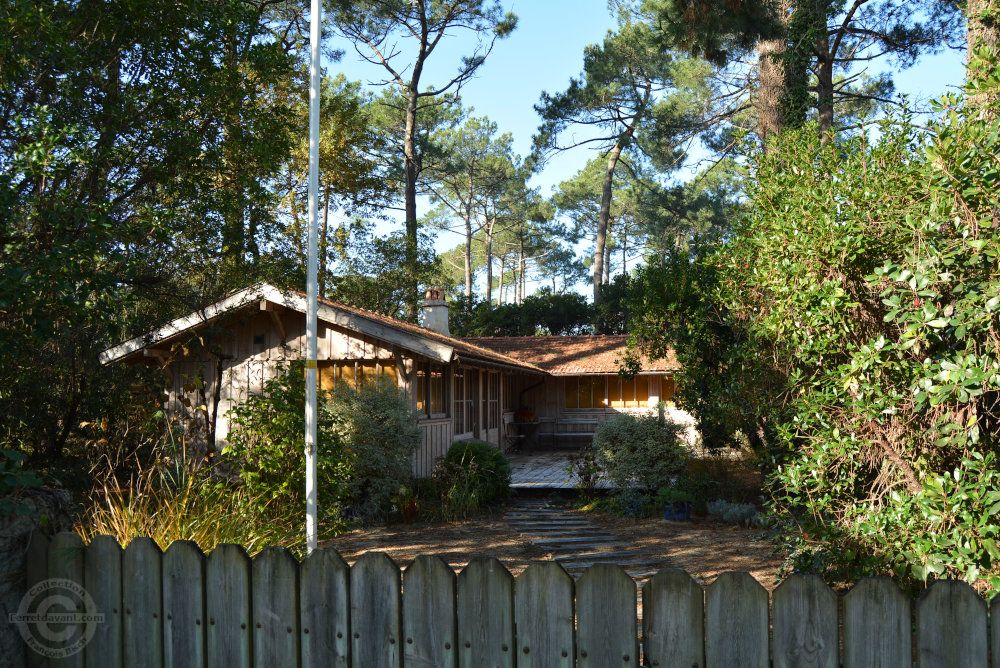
[632,54,1000,589]
[593,413,689,492]
[451,289,594,336]
[443,440,512,502]
[224,364,420,526]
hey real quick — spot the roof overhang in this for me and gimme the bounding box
[99,284,454,366]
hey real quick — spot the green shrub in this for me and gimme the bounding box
[593,413,688,492]
[443,440,511,502]
[223,362,347,527]
[326,379,422,521]
[224,364,420,527]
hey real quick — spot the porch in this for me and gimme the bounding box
[508,449,614,490]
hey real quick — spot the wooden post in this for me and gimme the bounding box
[843,577,910,668]
[576,564,638,667]
[403,556,457,668]
[515,562,574,668]
[300,548,350,667]
[350,552,402,667]
[25,531,50,668]
[642,568,704,668]
[457,558,514,668]
[772,573,838,668]
[122,538,163,668]
[206,544,251,668]
[705,571,768,668]
[252,547,300,668]
[162,541,205,668]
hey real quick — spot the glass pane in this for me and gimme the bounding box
[662,375,676,404]
[318,362,337,391]
[430,364,445,414]
[380,362,397,385]
[416,366,427,414]
[637,375,650,406]
[565,378,578,409]
[609,376,623,407]
[621,377,636,407]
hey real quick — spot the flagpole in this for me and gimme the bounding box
[305,0,321,554]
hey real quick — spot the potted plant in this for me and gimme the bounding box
[656,486,692,521]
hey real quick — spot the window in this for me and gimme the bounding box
[416,362,448,417]
[317,360,397,392]
[487,372,500,430]
[609,375,652,408]
[454,367,479,434]
[564,376,607,409]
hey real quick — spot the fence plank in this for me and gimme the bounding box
[576,564,638,668]
[84,535,122,668]
[456,558,514,668]
[300,548,350,668]
[25,531,51,668]
[916,580,986,667]
[705,571,768,668]
[403,555,457,668]
[843,577,910,668]
[206,544,251,668]
[252,547,299,668]
[122,538,163,668]
[772,573,838,668]
[992,594,1000,668]
[641,568,703,668]
[514,561,574,668]
[351,552,402,668]
[162,541,205,668]
[49,532,85,668]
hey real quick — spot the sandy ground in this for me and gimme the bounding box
[323,501,786,588]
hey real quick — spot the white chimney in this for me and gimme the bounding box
[419,288,450,336]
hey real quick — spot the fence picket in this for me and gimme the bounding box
[252,547,299,668]
[705,571,768,668]
[403,555,457,668]
[122,538,163,668]
[576,564,637,668]
[205,544,252,668]
[456,558,514,668]
[25,531,51,668]
[162,541,205,668]
[300,547,350,667]
[641,568,703,668]
[350,552,402,668]
[49,532,85,668]
[916,580,986,667]
[25,533,1000,668]
[843,577,910,668]
[514,562,574,668]
[772,573,838,668]
[84,535,122,668]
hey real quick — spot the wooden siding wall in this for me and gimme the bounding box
[414,418,453,477]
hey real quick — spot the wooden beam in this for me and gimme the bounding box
[261,301,287,342]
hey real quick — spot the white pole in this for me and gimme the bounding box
[305,0,321,554]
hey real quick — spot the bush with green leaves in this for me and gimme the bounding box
[443,440,511,502]
[593,413,688,493]
[631,50,1000,591]
[326,378,422,520]
[224,364,420,526]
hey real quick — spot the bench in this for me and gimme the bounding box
[549,419,599,446]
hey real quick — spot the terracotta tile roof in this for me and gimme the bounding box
[461,336,679,375]
[312,294,547,373]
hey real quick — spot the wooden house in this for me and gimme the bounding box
[100,283,689,476]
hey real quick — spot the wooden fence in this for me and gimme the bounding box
[22,531,1000,667]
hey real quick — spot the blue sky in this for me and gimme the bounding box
[326,2,968,263]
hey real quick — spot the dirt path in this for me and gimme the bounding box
[323,498,786,588]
